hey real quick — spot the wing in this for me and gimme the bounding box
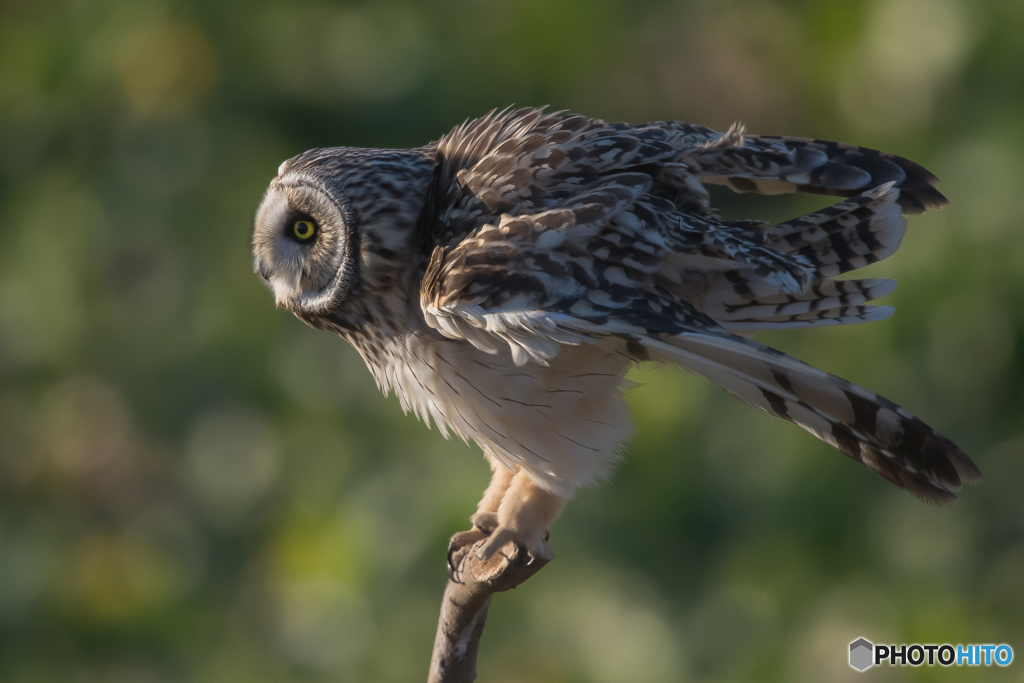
[421,205,981,504]
[420,167,704,365]
[418,108,978,502]
[637,331,982,504]
[417,107,683,251]
[700,182,908,332]
[418,109,946,258]
[676,122,948,214]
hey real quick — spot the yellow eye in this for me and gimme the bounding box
[292,220,316,241]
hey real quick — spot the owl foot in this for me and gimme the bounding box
[476,525,552,563]
[447,469,565,579]
[474,469,562,562]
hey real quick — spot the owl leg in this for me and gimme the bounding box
[469,461,518,531]
[446,462,517,574]
[476,469,566,562]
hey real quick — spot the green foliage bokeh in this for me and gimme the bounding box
[1,0,1022,681]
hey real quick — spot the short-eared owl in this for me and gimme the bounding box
[253,108,980,563]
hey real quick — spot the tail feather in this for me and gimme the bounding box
[683,128,948,214]
[637,333,981,504]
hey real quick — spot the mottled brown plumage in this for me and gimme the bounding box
[253,107,980,562]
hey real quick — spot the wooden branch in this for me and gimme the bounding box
[428,539,550,683]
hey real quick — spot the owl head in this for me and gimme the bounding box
[252,165,359,317]
[252,147,435,321]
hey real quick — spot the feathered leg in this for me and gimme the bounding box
[447,466,566,572]
[447,461,516,573]
[472,460,517,529]
[478,469,566,561]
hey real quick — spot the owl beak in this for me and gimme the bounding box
[255,257,272,283]
[254,257,287,308]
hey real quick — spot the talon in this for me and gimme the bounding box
[450,469,562,575]
[446,513,504,579]
[447,528,487,579]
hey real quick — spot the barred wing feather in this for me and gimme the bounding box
[418,107,979,504]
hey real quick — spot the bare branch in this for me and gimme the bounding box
[428,540,550,683]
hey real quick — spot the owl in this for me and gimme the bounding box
[253,108,981,564]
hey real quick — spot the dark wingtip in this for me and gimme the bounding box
[905,439,981,506]
[888,154,950,214]
[927,432,983,488]
[863,419,979,506]
[899,467,962,507]
[908,483,960,507]
[950,451,984,486]
[895,182,949,214]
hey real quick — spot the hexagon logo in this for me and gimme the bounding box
[850,638,874,671]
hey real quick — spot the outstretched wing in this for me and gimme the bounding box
[418,109,946,257]
[701,182,909,332]
[421,201,981,505]
[418,107,682,251]
[418,108,978,503]
[637,331,982,504]
[420,167,699,365]
[676,123,949,214]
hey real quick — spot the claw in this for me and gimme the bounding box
[447,528,488,579]
[446,514,500,580]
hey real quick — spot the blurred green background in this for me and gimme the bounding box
[1,0,1023,681]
